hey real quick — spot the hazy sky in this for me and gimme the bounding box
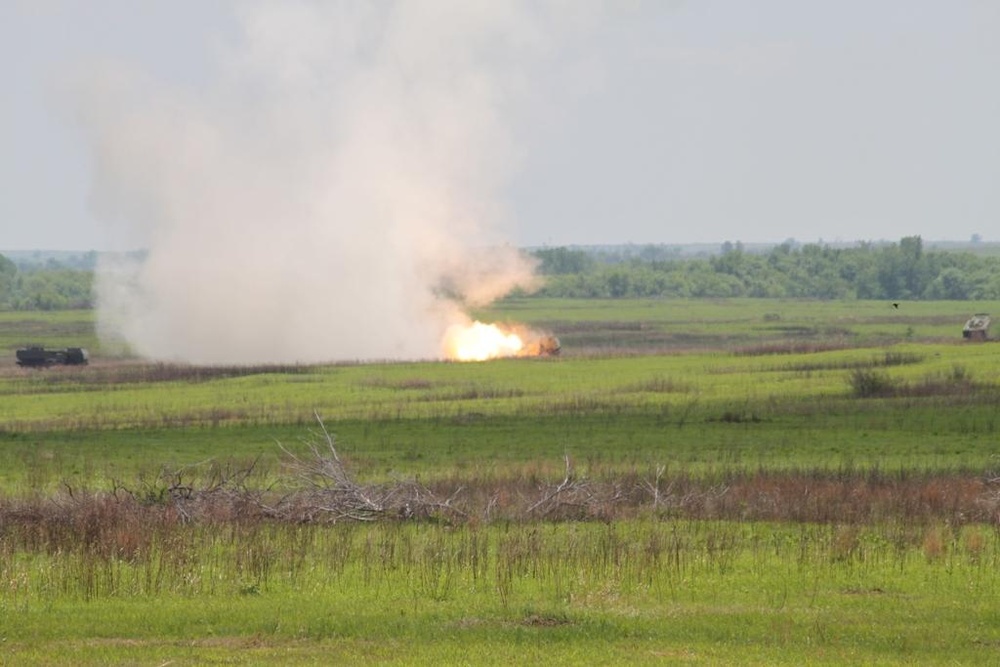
[3,0,998,251]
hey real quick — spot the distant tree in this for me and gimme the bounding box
[970,271,1000,299]
[0,259,93,311]
[532,247,596,275]
[0,254,16,308]
[528,237,1000,301]
[924,267,971,300]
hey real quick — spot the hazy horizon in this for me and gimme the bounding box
[3,1,997,252]
[5,235,1000,255]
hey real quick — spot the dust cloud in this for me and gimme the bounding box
[76,1,581,363]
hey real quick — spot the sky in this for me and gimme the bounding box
[2,0,998,252]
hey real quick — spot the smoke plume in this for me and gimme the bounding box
[78,1,559,363]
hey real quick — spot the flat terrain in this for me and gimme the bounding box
[2,299,999,664]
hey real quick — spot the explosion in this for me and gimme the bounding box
[442,320,559,362]
[443,321,522,361]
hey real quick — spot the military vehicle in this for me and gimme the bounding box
[524,335,561,357]
[15,346,89,367]
[962,313,991,341]
[537,335,561,356]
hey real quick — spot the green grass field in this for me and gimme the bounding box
[2,299,1000,664]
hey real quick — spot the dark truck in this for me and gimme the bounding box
[15,346,89,367]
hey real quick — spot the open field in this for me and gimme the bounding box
[479,297,1000,352]
[2,299,1000,664]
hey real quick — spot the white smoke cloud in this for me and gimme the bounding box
[78,0,570,363]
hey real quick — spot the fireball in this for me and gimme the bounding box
[443,321,524,361]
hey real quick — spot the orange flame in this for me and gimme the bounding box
[443,321,524,361]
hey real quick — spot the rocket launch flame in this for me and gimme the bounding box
[441,320,560,361]
[442,321,524,361]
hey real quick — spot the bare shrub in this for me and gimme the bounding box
[617,376,693,394]
[23,361,316,388]
[421,385,525,401]
[357,376,435,390]
[734,341,855,357]
[263,414,466,523]
[848,363,993,400]
[523,454,617,520]
[881,351,923,367]
[848,368,898,398]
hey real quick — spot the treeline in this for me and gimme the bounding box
[3,237,999,310]
[0,254,93,310]
[530,237,1000,300]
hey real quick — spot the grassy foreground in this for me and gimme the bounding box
[2,299,1000,664]
[3,521,1000,665]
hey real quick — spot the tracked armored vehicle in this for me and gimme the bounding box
[962,314,991,341]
